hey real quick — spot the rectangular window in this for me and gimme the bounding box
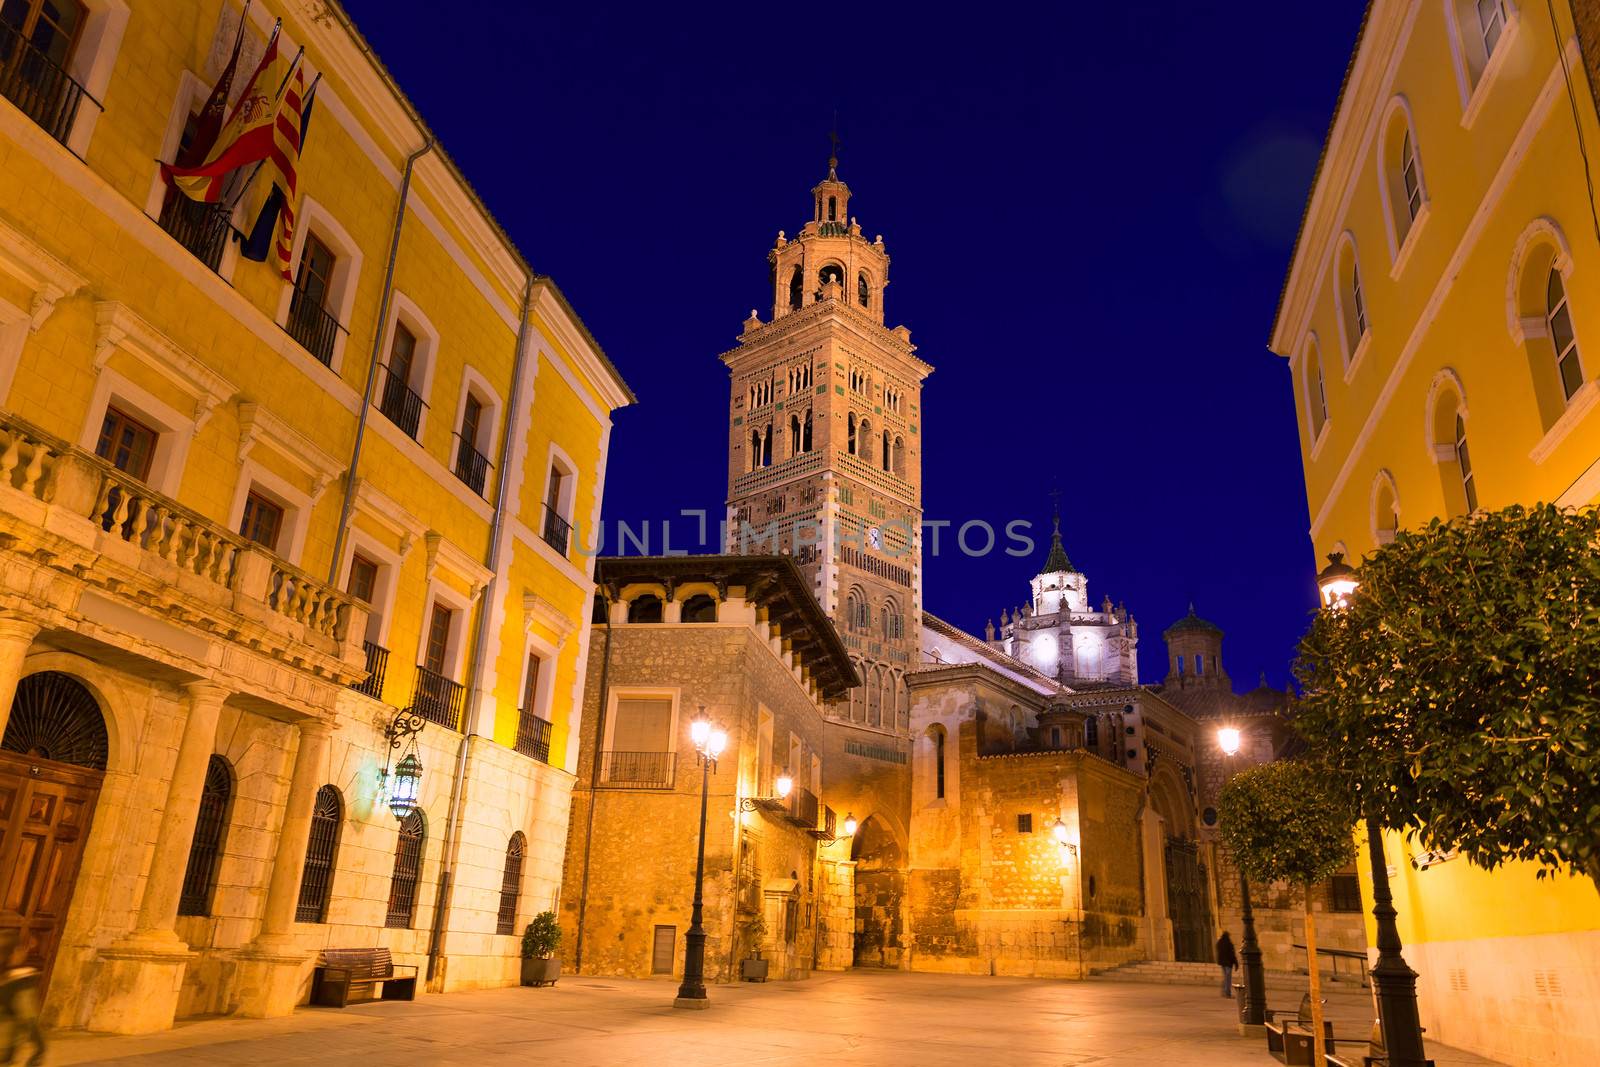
[612,697,671,752]
[1477,0,1505,57]
[424,603,454,675]
[1017,813,1033,834]
[239,491,284,552]
[95,406,157,480]
[461,394,483,451]
[1194,654,1203,676]
[1329,874,1363,913]
[390,323,416,386]
[514,651,551,763]
[651,925,675,974]
[296,233,337,308]
[546,465,565,514]
[347,553,379,604]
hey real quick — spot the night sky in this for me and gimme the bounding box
[343,1,1368,689]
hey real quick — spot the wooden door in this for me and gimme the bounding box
[0,751,101,989]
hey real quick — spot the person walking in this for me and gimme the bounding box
[1216,930,1239,999]
[0,931,46,1067]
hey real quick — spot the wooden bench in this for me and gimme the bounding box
[311,947,418,1008]
[1265,994,1339,1065]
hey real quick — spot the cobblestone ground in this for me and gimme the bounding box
[50,972,1508,1066]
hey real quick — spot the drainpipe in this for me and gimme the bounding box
[572,598,614,973]
[425,276,536,987]
[327,137,434,585]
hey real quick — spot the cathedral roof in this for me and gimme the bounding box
[1163,604,1223,638]
[1037,516,1075,575]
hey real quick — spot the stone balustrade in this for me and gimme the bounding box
[91,466,244,588]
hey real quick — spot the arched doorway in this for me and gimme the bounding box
[850,816,903,968]
[0,671,108,990]
[1150,766,1211,963]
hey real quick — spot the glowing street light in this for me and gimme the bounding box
[676,706,725,1009]
[1051,817,1071,845]
[841,812,858,837]
[1218,726,1242,757]
[774,773,793,799]
[1316,551,1360,611]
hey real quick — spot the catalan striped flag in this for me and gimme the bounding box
[161,23,291,203]
[256,65,313,278]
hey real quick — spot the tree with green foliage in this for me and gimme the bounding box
[521,912,562,960]
[1221,760,1356,1064]
[1295,503,1600,885]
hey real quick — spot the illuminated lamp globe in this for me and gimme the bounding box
[1051,817,1070,845]
[842,812,858,837]
[389,753,423,821]
[774,774,793,799]
[708,728,728,759]
[1217,726,1242,757]
[1316,552,1360,611]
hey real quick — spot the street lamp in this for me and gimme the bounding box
[675,705,726,1010]
[1216,725,1266,1032]
[1315,552,1428,1066]
[841,812,858,837]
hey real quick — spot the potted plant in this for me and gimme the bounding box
[520,911,562,987]
[739,912,769,982]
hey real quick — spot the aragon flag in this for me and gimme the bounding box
[242,69,318,279]
[174,0,252,169]
[161,22,288,203]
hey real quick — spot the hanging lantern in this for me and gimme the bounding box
[842,812,858,837]
[388,752,423,820]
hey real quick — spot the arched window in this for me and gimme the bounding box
[802,409,813,452]
[1371,470,1400,545]
[761,424,772,467]
[847,412,857,455]
[788,266,803,310]
[296,785,343,923]
[881,430,891,472]
[892,436,905,477]
[934,727,947,799]
[3,671,109,769]
[1380,103,1426,256]
[845,588,868,632]
[1446,0,1510,108]
[749,429,761,472]
[789,413,801,456]
[827,196,837,222]
[1335,236,1369,366]
[385,809,427,928]
[1084,718,1099,748]
[681,594,717,623]
[857,273,870,308]
[178,754,233,916]
[819,264,843,293]
[1546,267,1583,402]
[495,832,525,936]
[1455,414,1478,512]
[1304,336,1329,439]
[858,418,872,462]
[628,594,663,623]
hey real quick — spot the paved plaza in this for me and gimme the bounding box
[49,971,1507,1067]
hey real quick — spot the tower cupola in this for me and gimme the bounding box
[813,152,851,232]
[763,142,891,324]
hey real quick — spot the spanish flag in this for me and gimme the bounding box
[242,70,317,279]
[161,23,291,203]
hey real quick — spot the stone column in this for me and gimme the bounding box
[233,717,333,1019]
[90,681,229,1034]
[0,617,42,740]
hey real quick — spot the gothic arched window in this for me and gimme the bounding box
[858,273,870,308]
[296,784,343,923]
[788,266,803,310]
[761,424,772,466]
[881,430,891,472]
[858,419,873,462]
[819,264,843,292]
[892,436,905,478]
[385,810,426,928]
[847,412,857,455]
[496,832,525,936]
[178,754,233,916]
[802,409,813,452]
[789,414,801,456]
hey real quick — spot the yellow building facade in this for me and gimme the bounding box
[0,0,629,1036]
[1271,2,1600,1062]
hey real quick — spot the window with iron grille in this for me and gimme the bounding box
[385,809,426,928]
[1329,874,1364,913]
[496,832,525,935]
[295,785,343,923]
[1017,813,1033,834]
[178,754,233,916]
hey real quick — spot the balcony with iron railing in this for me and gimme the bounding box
[378,370,425,439]
[541,504,571,556]
[156,194,232,272]
[786,786,821,830]
[514,712,552,764]
[409,664,465,731]
[350,641,389,699]
[285,284,341,367]
[454,435,491,497]
[598,750,674,789]
[811,805,837,841]
[0,19,98,148]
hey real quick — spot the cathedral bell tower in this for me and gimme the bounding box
[723,150,932,736]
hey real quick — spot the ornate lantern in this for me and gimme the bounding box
[388,752,423,820]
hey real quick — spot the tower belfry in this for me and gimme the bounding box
[722,150,932,735]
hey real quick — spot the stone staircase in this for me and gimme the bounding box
[1091,959,1322,990]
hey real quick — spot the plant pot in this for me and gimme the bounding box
[740,957,769,983]
[521,956,561,987]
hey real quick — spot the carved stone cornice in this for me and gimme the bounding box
[351,477,425,558]
[425,530,492,601]
[93,302,237,429]
[523,591,576,644]
[0,215,88,331]
[237,402,342,502]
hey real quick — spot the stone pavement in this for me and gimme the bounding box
[48,971,1510,1066]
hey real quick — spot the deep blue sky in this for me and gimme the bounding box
[344,1,1367,689]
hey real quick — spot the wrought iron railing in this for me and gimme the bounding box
[813,805,837,840]
[350,641,388,699]
[378,371,424,439]
[0,19,96,147]
[455,436,491,497]
[286,285,340,367]
[599,750,674,789]
[409,664,465,731]
[514,712,552,763]
[787,786,820,830]
[542,504,571,556]
[157,194,232,272]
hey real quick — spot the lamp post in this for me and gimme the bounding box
[1316,553,1429,1066]
[675,706,726,1010]
[1217,725,1266,1031]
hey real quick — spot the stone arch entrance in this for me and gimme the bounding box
[1150,765,1211,963]
[0,671,109,990]
[850,815,903,968]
